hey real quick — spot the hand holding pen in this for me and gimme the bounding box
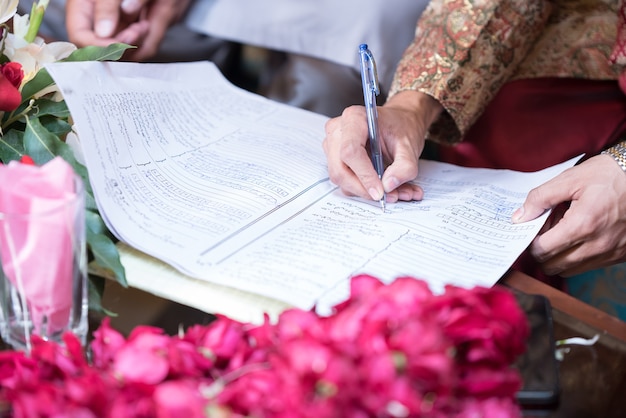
[322,55,443,205]
[359,44,386,212]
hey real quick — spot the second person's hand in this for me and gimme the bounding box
[67,0,146,49]
[512,154,626,276]
[125,0,191,61]
[66,0,191,61]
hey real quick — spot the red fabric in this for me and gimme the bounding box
[437,77,626,288]
[438,78,626,172]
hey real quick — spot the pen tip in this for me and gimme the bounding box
[380,200,386,213]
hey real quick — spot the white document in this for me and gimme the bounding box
[46,61,578,315]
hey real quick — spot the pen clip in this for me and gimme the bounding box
[359,44,380,98]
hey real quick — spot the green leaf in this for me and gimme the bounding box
[88,275,118,316]
[24,115,69,164]
[88,275,105,313]
[25,116,84,171]
[86,209,110,236]
[84,192,98,213]
[63,43,134,62]
[33,98,70,119]
[20,68,54,102]
[86,211,127,288]
[39,115,72,138]
[0,129,25,163]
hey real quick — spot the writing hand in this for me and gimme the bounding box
[512,154,626,276]
[322,91,442,203]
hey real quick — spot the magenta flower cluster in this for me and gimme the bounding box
[0,275,529,417]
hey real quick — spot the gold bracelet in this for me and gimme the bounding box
[602,141,626,173]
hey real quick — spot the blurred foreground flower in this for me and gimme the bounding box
[0,275,529,417]
[0,0,129,312]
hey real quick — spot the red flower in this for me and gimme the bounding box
[0,62,23,112]
[90,317,127,369]
[430,285,529,366]
[0,275,527,417]
[19,155,35,165]
[112,327,171,385]
[153,380,206,418]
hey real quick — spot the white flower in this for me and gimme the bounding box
[11,11,29,38]
[0,0,18,25]
[3,33,76,84]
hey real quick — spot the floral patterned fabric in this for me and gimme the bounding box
[390,0,623,145]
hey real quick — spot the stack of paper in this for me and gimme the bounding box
[46,61,577,321]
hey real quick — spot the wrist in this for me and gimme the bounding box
[601,140,626,173]
[384,90,443,130]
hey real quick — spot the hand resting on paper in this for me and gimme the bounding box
[66,0,191,61]
[322,90,442,204]
[512,154,626,277]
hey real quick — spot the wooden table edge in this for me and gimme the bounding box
[500,270,626,344]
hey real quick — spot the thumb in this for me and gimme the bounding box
[94,0,123,38]
[121,0,151,14]
[512,180,567,223]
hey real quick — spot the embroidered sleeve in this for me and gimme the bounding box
[389,0,551,144]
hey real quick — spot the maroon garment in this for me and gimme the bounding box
[438,78,626,172]
[437,77,626,287]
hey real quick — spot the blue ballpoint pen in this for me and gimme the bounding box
[358,44,386,212]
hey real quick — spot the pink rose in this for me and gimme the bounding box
[107,383,157,417]
[112,327,170,384]
[154,380,206,418]
[457,364,523,398]
[388,321,455,392]
[217,368,287,415]
[192,317,248,365]
[275,308,327,342]
[25,334,88,380]
[166,337,213,379]
[0,275,527,417]
[63,371,114,415]
[455,396,523,418]
[90,317,127,369]
[428,285,529,365]
[0,350,36,390]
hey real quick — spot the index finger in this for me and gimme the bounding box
[66,0,121,44]
[332,106,385,201]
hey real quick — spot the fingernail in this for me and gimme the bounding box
[368,187,382,201]
[121,0,141,13]
[95,19,115,37]
[511,207,524,223]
